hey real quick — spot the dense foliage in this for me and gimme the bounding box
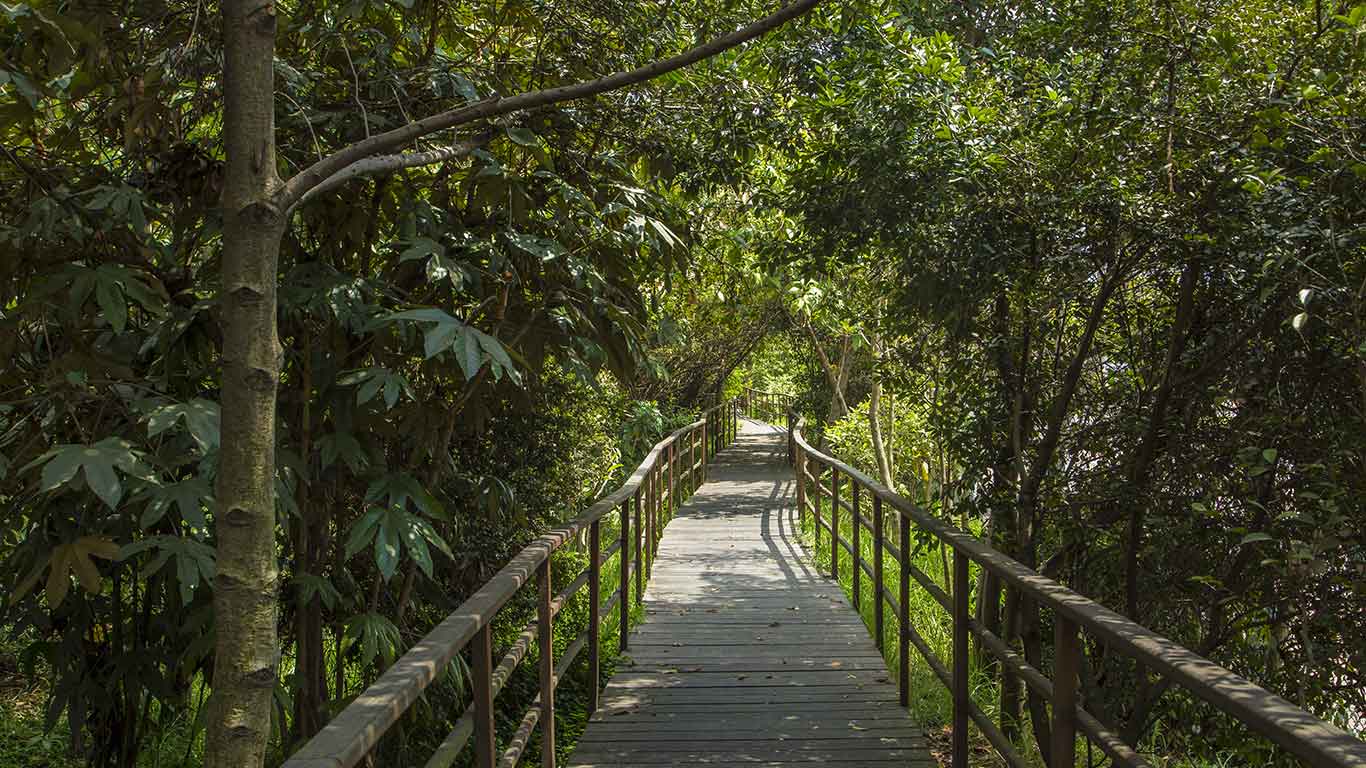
[732,0,1366,763]
[2,0,1363,766]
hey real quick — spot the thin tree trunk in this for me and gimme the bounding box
[208,2,285,766]
[1123,260,1197,619]
[868,338,894,488]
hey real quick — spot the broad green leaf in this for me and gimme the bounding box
[146,400,221,452]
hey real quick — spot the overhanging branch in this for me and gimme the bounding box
[291,134,491,210]
[276,0,825,209]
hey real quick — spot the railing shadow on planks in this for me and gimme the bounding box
[283,399,741,768]
[741,386,1366,768]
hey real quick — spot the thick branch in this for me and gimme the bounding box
[292,134,491,209]
[277,0,825,208]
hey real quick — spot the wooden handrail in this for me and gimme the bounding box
[769,408,1366,768]
[283,399,742,768]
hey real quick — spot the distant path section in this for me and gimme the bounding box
[568,420,932,767]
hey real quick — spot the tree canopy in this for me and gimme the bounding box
[1,0,1363,766]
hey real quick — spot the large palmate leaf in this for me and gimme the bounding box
[25,437,156,509]
[11,536,121,608]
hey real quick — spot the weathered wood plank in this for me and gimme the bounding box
[567,421,928,768]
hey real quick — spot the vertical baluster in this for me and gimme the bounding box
[645,465,654,567]
[633,489,643,604]
[701,418,708,484]
[472,623,496,768]
[795,449,806,530]
[873,495,884,652]
[851,482,861,610]
[656,462,662,546]
[619,500,630,651]
[538,557,556,768]
[952,549,969,768]
[689,430,696,495]
[898,510,910,708]
[670,441,677,515]
[588,520,601,712]
[830,469,840,580]
[1052,615,1080,768]
[813,465,823,554]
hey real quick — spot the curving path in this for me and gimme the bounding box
[568,420,932,767]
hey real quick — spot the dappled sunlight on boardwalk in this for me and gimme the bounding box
[568,421,932,767]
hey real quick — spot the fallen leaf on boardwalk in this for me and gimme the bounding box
[849,722,867,731]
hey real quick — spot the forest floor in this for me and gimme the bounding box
[0,634,77,768]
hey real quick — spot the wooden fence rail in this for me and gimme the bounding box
[283,399,740,768]
[738,390,1366,768]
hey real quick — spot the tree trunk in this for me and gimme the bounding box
[867,338,894,488]
[208,2,285,767]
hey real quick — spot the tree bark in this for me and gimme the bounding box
[868,337,894,488]
[208,2,285,767]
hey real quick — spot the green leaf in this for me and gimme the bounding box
[374,511,402,580]
[28,439,153,510]
[95,279,127,333]
[424,319,461,359]
[146,400,221,452]
[505,126,540,146]
[344,507,385,558]
[1240,532,1275,546]
[84,456,121,510]
[142,477,211,529]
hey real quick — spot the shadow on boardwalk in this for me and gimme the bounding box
[568,420,932,767]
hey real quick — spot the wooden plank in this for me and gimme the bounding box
[569,421,928,768]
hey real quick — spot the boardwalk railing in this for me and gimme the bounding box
[743,387,795,425]
[284,399,740,768]
[739,393,1366,768]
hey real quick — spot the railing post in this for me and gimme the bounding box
[1052,615,1080,768]
[689,430,697,495]
[472,623,496,768]
[898,510,910,708]
[619,500,630,651]
[795,448,806,530]
[670,441,677,515]
[588,519,601,713]
[829,468,840,580]
[645,466,654,569]
[873,495,884,652]
[952,549,969,768]
[633,486,644,601]
[538,557,556,768]
[701,418,707,485]
[653,464,661,557]
[851,482,862,610]
[813,465,823,554]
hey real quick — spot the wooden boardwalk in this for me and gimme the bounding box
[569,421,932,767]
